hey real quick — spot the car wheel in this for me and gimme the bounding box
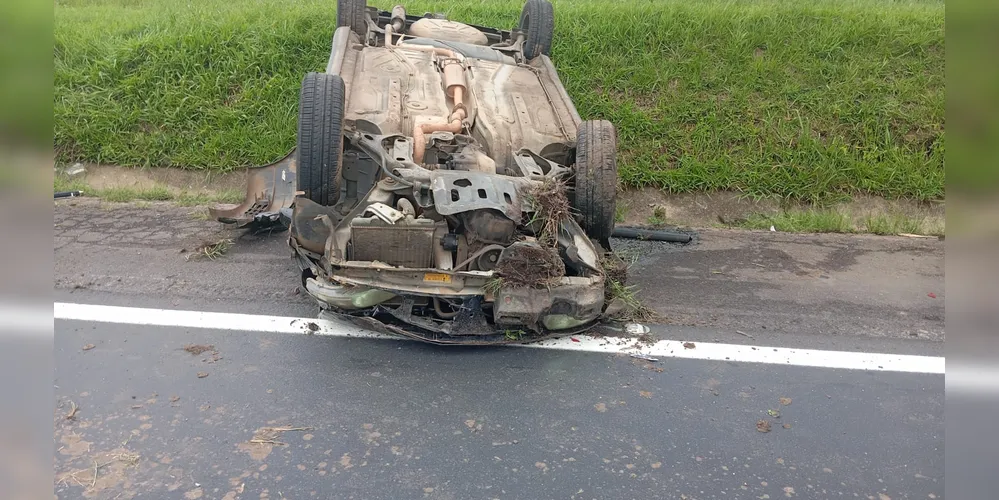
[297,72,345,207]
[519,0,554,59]
[337,0,368,36]
[573,120,618,242]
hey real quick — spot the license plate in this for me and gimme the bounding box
[423,273,452,283]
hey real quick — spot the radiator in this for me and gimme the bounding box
[349,217,439,268]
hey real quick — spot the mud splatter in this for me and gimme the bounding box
[237,426,314,461]
[183,344,215,355]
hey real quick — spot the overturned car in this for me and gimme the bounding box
[213,0,622,343]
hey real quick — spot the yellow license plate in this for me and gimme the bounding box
[423,273,452,283]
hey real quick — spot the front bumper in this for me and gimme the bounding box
[303,272,604,344]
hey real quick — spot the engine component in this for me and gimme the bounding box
[461,209,517,245]
[476,246,503,271]
[440,233,459,251]
[449,144,497,174]
[363,202,405,223]
[408,18,488,46]
[349,216,442,268]
[396,198,416,217]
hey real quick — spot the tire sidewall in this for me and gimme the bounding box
[297,72,345,207]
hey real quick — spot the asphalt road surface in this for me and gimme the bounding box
[53,200,945,499]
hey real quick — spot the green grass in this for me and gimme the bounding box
[646,205,668,227]
[54,174,245,204]
[742,210,855,233]
[738,208,943,235]
[55,0,944,202]
[175,188,244,206]
[863,213,927,235]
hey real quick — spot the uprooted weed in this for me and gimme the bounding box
[606,279,658,322]
[483,277,504,296]
[494,180,571,289]
[494,243,565,289]
[528,179,572,247]
[187,237,232,261]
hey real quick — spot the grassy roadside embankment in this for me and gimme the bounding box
[55,0,944,207]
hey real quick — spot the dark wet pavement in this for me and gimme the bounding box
[55,320,943,500]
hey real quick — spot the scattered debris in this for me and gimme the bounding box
[570,337,580,342]
[130,405,143,410]
[769,225,776,232]
[605,280,657,322]
[927,292,936,299]
[306,322,320,333]
[626,323,650,335]
[82,344,96,351]
[245,426,314,448]
[683,342,696,349]
[756,419,772,433]
[636,332,657,346]
[187,237,233,261]
[183,344,215,355]
[196,372,209,379]
[65,400,78,420]
[779,397,792,406]
[639,391,653,399]
[594,403,608,413]
[782,424,792,429]
[629,353,659,362]
[767,409,781,418]
[57,451,142,490]
[899,233,935,239]
[734,330,754,339]
[170,396,180,403]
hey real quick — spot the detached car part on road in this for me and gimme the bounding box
[213,0,623,344]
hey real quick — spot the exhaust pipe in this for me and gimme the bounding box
[391,5,406,33]
[413,59,467,164]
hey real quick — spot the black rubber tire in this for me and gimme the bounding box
[573,120,618,242]
[519,0,554,60]
[337,0,368,36]
[297,72,345,207]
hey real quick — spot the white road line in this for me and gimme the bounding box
[54,302,394,340]
[54,302,945,374]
